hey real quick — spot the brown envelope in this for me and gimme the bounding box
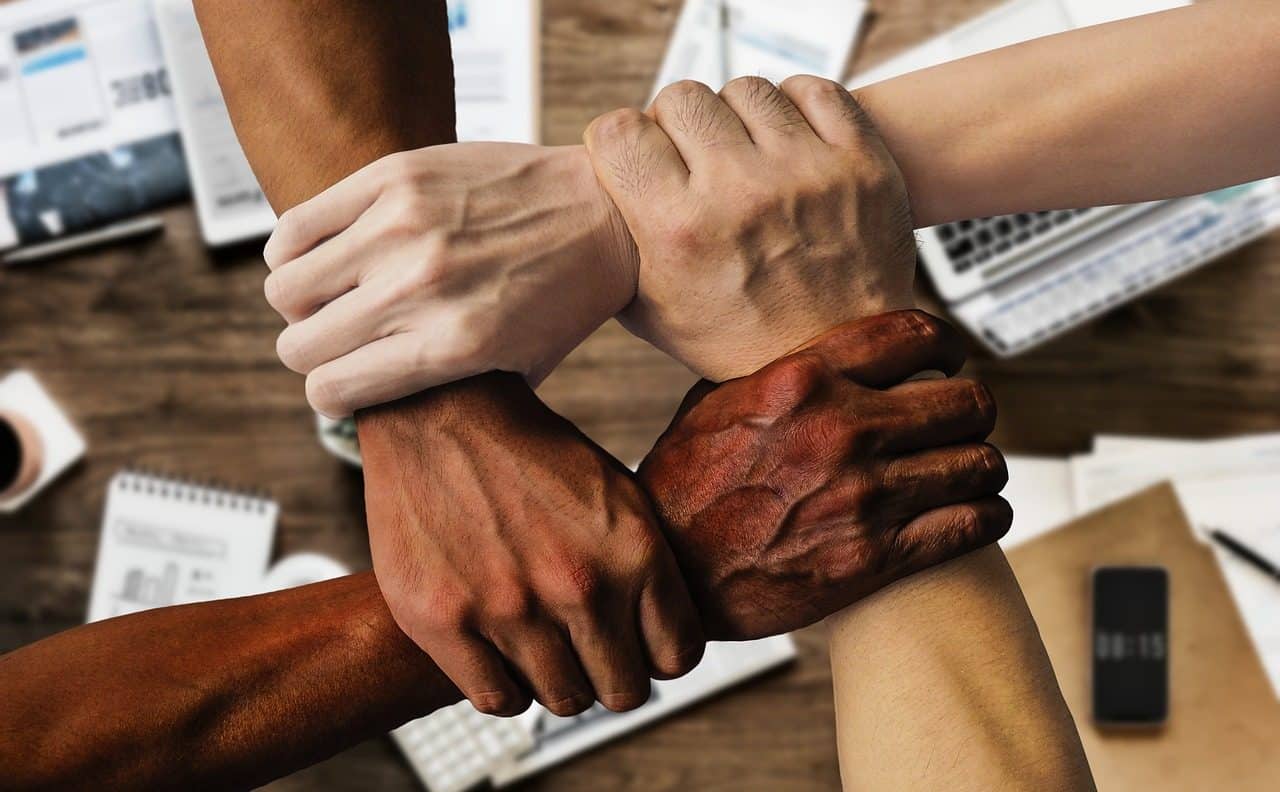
[1007,483,1280,790]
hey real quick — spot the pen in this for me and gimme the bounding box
[1209,529,1280,583]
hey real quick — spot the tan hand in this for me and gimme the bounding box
[584,76,916,381]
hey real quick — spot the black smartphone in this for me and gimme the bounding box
[1092,566,1169,727]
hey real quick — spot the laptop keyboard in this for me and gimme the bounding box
[937,209,1094,274]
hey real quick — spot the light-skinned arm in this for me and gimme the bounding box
[264,0,1280,416]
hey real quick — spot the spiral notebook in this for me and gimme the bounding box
[86,470,278,622]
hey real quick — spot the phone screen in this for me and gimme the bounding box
[1092,566,1169,725]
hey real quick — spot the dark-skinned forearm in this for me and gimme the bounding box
[192,1,535,511]
[0,573,459,790]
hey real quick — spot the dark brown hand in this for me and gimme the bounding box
[639,311,1012,640]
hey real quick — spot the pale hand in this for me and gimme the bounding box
[261,143,635,418]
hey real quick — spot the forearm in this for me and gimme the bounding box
[0,573,459,790]
[193,0,457,209]
[827,546,1093,791]
[855,0,1280,226]
[194,0,538,513]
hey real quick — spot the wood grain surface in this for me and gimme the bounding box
[1,1,1276,790]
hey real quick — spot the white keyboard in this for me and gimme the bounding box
[957,181,1280,356]
[391,701,533,792]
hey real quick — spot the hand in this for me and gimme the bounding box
[638,311,1011,640]
[261,143,635,418]
[584,76,917,381]
[360,374,704,717]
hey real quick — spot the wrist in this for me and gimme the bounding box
[563,144,640,312]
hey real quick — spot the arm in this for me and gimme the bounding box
[261,0,1280,416]
[584,88,1093,789]
[193,0,702,718]
[0,314,1004,790]
[827,550,1094,791]
[0,574,460,790]
[857,0,1280,226]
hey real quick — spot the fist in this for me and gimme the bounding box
[638,311,1012,640]
[585,75,916,381]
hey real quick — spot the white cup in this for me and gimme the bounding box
[0,410,45,503]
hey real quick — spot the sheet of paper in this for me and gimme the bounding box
[651,0,867,101]
[1171,474,1280,700]
[449,0,540,143]
[1072,433,1280,514]
[1000,455,1074,548]
[87,471,277,622]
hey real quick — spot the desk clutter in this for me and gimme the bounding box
[1008,486,1280,790]
[1003,432,1280,701]
[78,463,796,792]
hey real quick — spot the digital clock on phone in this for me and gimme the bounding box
[1092,565,1169,727]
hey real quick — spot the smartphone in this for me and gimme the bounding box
[1092,566,1169,727]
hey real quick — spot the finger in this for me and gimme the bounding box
[879,443,1009,520]
[263,220,377,323]
[637,554,705,679]
[305,331,489,419]
[583,107,689,206]
[780,75,878,149]
[490,623,595,718]
[877,378,998,454]
[430,633,533,717]
[719,76,815,147]
[892,496,1013,573]
[566,603,652,713]
[648,79,752,171]
[263,152,406,268]
[799,310,968,388]
[274,279,398,376]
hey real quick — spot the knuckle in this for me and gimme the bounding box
[659,79,708,105]
[471,689,530,718]
[760,353,828,409]
[305,370,348,418]
[788,74,841,102]
[969,381,998,426]
[971,443,1008,485]
[599,684,652,713]
[550,560,606,612]
[274,328,309,373]
[901,309,947,344]
[376,149,417,182]
[483,584,538,627]
[542,692,593,718]
[412,584,474,635]
[437,313,495,372]
[262,271,291,313]
[655,641,706,679]
[381,192,430,237]
[723,75,772,100]
[586,107,646,146]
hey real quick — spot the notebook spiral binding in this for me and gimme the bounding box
[111,468,273,515]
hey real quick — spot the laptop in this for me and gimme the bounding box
[849,0,1280,356]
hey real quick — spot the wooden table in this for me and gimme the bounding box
[2,1,1276,789]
